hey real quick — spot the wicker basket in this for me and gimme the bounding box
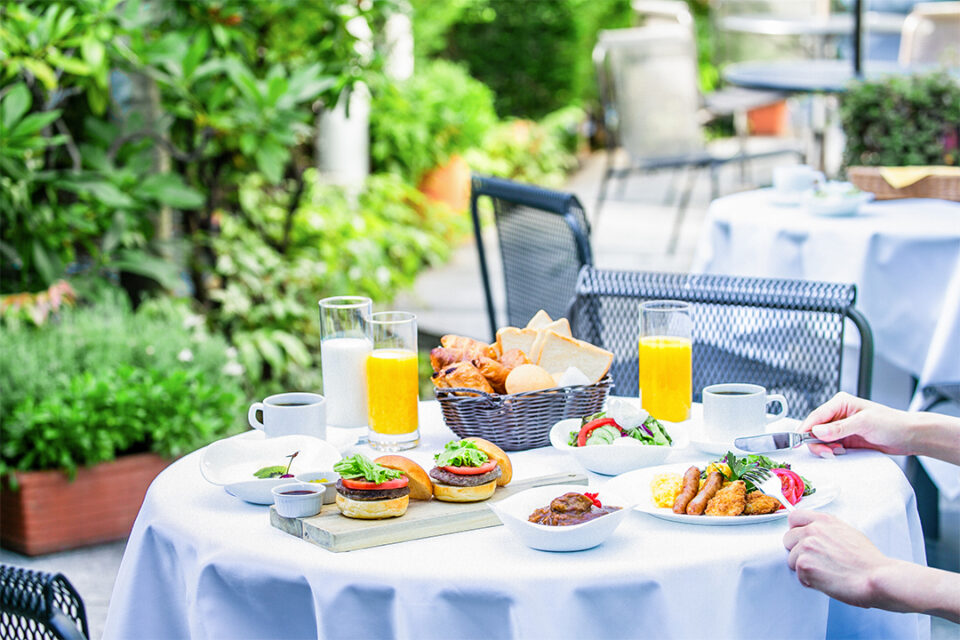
[847,166,960,201]
[434,377,613,451]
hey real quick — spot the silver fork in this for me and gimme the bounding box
[742,467,795,512]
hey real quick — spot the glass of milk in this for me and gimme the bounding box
[319,296,373,428]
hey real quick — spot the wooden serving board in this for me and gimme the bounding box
[270,472,587,552]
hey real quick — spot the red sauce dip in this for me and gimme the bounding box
[280,490,317,496]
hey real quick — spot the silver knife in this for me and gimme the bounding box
[734,432,826,452]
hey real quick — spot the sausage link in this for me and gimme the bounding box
[686,471,724,515]
[672,466,702,514]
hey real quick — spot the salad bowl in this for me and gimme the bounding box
[200,434,342,504]
[488,484,631,552]
[802,182,873,217]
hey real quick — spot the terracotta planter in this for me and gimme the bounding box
[418,154,471,213]
[0,453,170,556]
[747,100,788,136]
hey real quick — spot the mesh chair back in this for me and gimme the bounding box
[471,176,592,339]
[899,2,960,66]
[0,565,89,640]
[595,26,705,160]
[569,267,873,418]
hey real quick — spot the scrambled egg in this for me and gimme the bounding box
[650,473,683,507]
[704,462,731,478]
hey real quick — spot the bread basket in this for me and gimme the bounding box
[434,377,613,451]
[847,166,960,201]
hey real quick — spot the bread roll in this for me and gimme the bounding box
[375,455,433,500]
[505,364,555,394]
[335,493,409,519]
[463,437,513,486]
[472,355,510,394]
[498,348,530,372]
[432,479,497,502]
[440,335,495,360]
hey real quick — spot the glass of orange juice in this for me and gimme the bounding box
[366,311,420,451]
[638,300,692,422]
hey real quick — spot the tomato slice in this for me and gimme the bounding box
[340,476,409,491]
[771,468,804,505]
[442,459,498,475]
[576,417,620,447]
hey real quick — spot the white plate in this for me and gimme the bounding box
[487,484,632,552]
[604,461,839,525]
[549,418,688,476]
[200,434,342,504]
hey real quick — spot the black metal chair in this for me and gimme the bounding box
[0,565,89,640]
[471,175,593,341]
[568,266,874,418]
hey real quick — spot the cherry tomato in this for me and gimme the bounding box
[771,468,804,505]
[340,476,409,491]
[442,459,498,475]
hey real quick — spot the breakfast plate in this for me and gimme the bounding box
[604,461,839,526]
[200,434,342,504]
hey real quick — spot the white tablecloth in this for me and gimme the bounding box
[104,401,929,640]
[692,191,960,497]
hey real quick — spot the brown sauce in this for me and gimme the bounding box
[528,492,621,526]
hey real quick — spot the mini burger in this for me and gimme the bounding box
[332,454,431,519]
[429,437,512,502]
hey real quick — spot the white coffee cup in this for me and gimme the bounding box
[702,383,788,444]
[773,165,824,204]
[248,392,326,439]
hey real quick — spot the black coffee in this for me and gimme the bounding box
[713,391,752,396]
[275,402,309,406]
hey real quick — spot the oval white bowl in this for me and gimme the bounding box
[549,418,687,476]
[200,434,342,504]
[488,484,631,552]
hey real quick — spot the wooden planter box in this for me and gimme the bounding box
[0,453,170,556]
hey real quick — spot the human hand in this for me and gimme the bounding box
[782,510,894,608]
[798,392,914,458]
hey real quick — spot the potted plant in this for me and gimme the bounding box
[0,296,245,555]
[369,60,497,212]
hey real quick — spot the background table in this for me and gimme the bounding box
[104,401,929,640]
[692,190,960,496]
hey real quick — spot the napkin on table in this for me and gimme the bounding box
[878,166,960,189]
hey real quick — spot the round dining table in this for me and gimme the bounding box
[103,400,929,640]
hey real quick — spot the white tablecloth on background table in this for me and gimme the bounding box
[692,191,960,496]
[104,401,929,640]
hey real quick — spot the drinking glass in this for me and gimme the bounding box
[638,300,692,422]
[319,296,373,429]
[366,311,420,451]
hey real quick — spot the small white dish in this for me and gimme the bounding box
[294,471,338,504]
[272,482,324,518]
[488,484,631,552]
[549,418,688,476]
[200,434,342,504]
[802,182,873,217]
[605,462,839,526]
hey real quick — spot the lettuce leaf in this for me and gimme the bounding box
[434,440,489,467]
[333,454,403,483]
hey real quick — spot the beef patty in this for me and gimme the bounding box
[335,480,410,501]
[429,465,501,487]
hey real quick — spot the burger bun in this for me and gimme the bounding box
[432,479,497,502]
[374,455,433,500]
[335,493,409,519]
[464,437,513,486]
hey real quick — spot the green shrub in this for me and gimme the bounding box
[0,296,246,482]
[369,59,497,182]
[841,71,960,168]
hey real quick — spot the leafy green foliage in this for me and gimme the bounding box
[334,454,403,483]
[0,295,246,480]
[369,59,497,182]
[434,440,489,467]
[841,71,960,168]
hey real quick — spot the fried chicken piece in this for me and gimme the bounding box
[744,490,782,515]
[705,480,746,516]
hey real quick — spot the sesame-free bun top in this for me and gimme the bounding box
[374,455,433,500]
[463,437,513,486]
[505,364,555,394]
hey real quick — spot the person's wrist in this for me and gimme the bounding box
[910,413,960,463]
[866,558,912,612]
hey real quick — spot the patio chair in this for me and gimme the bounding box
[0,565,89,640]
[470,175,593,341]
[898,2,960,67]
[567,266,874,418]
[593,25,801,252]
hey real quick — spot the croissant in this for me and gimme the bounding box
[471,356,510,394]
[430,347,471,373]
[435,361,494,395]
[498,348,531,372]
[440,335,496,361]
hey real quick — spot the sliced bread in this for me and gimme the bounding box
[536,332,613,384]
[529,318,573,362]
[496,327,538,359]
[525,309,553,330]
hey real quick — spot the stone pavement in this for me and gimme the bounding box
[3,150,958,640]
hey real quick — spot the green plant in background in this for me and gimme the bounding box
[841,71,960,168]
[369,59,497,182]
[0,293,246,482]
